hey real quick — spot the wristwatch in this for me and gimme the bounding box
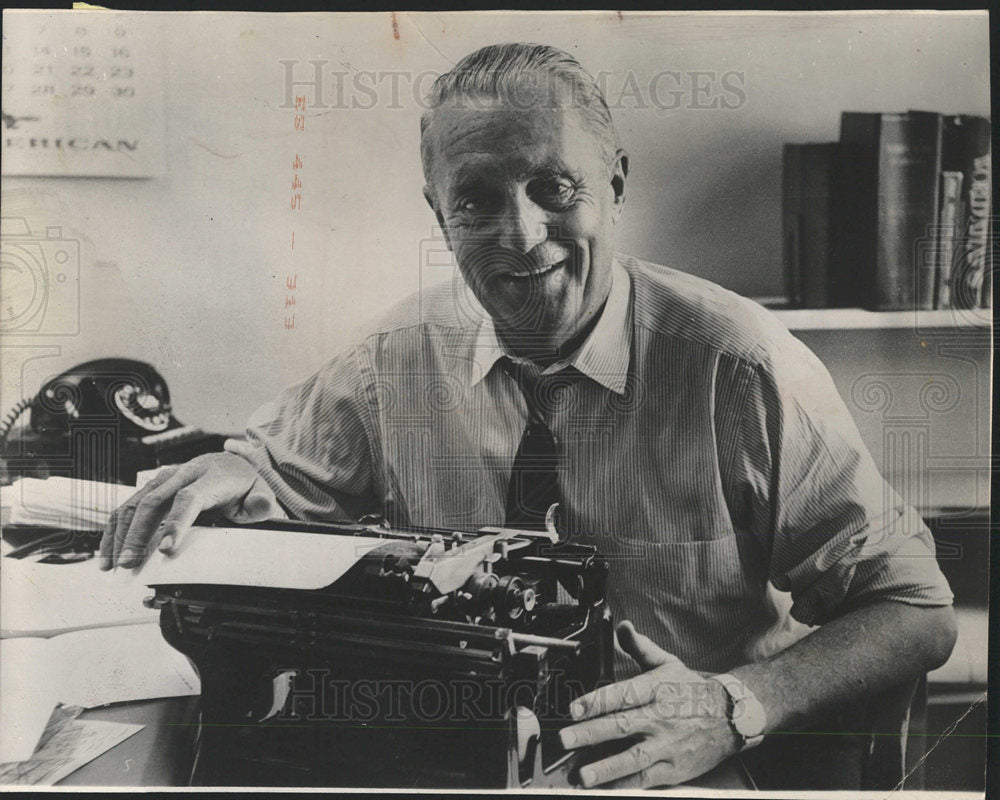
[709,673,767,751]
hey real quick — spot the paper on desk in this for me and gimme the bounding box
[0,638,59,762]
[129,526,387,590]
[0,718,144,785]
[52,623,200,709]
[1,477,138,530]
[0,623,194,765]
[1,557,158,638]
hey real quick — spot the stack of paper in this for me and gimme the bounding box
[1,477,138,530]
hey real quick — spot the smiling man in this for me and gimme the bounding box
[100,43,956,790]
[420,66,624,364]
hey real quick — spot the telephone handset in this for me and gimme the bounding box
[1,358,226,485]
[28,358,178,438]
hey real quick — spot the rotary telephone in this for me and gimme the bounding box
[0,358,226,485]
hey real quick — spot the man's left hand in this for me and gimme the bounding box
[559,620,741,789]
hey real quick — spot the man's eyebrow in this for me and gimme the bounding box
[448,158,576,193]
[450,164,491,190]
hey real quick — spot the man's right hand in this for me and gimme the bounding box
[99,451,280,571]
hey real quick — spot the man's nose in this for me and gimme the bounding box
[495,194,549,254]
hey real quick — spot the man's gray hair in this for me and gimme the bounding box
[420,42,620,180]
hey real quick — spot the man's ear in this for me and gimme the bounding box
[610,149,628,222]
[423,184,453,252]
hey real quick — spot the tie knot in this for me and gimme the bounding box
[499,357,578,421]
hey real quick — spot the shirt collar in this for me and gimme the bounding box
[469,256,632,394]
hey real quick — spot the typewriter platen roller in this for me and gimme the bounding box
[147,519,614,788]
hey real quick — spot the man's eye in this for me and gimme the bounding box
[530,178,577,206]
[455,194,490,214]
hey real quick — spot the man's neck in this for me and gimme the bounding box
[498,299,609,369]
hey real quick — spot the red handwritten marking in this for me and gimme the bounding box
[286,111,306,331]
[391,12,400,40]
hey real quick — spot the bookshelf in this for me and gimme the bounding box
[769,308,992,332]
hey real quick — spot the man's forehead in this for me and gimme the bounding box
[427,101,599,178]
[433,100,574,143]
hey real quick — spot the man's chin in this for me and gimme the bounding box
[492,315,574,357]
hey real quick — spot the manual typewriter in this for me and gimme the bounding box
[145,518,614,788]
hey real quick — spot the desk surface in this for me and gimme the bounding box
[59,697,200,786]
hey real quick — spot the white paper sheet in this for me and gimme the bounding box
[129,526,386,590]
[52,623,200,709]
[0,638,59,763]
[1,557,158,638]
[0,623,198,764]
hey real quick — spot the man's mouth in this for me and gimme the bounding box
[505,258,567,279]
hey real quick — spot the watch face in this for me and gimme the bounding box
[733,697,767,738]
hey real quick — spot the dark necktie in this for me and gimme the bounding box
[501,358,560,531]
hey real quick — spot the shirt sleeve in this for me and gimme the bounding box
[728,328,954,628]
[234,344,382,522]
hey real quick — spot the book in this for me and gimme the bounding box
[834,111,944,310]
[782,143,838,307]
[941,115,992,309]
[935,171,963,308]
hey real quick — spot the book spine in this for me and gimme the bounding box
[935,171,962,309]
[956,146,991,308]
[875,113,943,310]
[782,143,837,308]
[782,144,804,308]
[833,114,881,307]
[942,115,992,309]
[800,144,837,308]
[981,217,992,308]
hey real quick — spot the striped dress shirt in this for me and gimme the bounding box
[241,253,953,676]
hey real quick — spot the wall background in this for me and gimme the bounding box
[1,10,990,510]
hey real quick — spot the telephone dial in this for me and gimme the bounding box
[0,358,226,485]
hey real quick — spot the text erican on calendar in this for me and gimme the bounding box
[1,10,166,178]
